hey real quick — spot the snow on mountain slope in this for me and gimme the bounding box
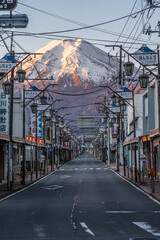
[23,39,118,89]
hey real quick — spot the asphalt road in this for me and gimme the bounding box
[0,153,160,240]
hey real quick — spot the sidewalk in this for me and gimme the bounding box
[0,165,60,199]
[110,163,160,202]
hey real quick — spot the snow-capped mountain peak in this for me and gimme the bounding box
[23,38,118,89]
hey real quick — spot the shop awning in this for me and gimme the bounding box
[140,135,150,143]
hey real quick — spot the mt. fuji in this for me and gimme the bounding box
[21,39,120,130]
[24,38,118,89]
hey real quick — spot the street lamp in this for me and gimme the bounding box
[111,116,117,124]
[43,115,48,122]
[61,119,65,126]
[111,94,117,104]
[2,68,26,190]
[40,95,47,105]
[30,103,37,114]
[2,69,26,93]
[123,61,134,76]
[50,109,55,117]
[16,69,26,83]
[139,73,149,88]
[2,81,12,94]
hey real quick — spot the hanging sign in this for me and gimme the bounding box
[109,106,120,113]
[132,44,158,66]
[117,91,133,99]
[0,61,16,73]
[0,0,18,10]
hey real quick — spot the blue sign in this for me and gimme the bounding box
[37,112,42,138]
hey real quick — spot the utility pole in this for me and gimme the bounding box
[22,85,26,184]
[107,117,110,165]
[133,90,137,182]
[8,32,14,191]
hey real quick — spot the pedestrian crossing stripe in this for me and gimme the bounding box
[133,222,160,237]
[60,168,108,171]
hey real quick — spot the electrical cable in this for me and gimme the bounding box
[13,3,160,35]
[109,0,138,54]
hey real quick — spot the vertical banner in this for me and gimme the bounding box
[0,89,9,133]
[31,112,36,136]
[37,112,42,138]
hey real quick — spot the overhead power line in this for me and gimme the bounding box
[17,3,159,34]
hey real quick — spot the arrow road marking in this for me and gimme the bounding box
[80,222,95,236]
[133,222,160,236]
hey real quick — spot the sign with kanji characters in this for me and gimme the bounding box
[132,44,158,66]
[0,61,16,73]
[141,135,150,143]
[0,0,18,10]
[0,89,9,133]
[26,136,44,143]
[109,106,120,113]
[37,112,42,138]
[117,91,133,99]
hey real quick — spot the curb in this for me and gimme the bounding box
[0,161,72,201]
[0,171,54,200]
[110,167,160,203]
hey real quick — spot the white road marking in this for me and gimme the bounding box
[105,210,160,214]
[105,211,135,214]
[33,224,46,238]
[90,168,93,170]
[42,185,63,190]
[75,168,79,170]
[60,175,71,178]
[133,222,160,236]
[80,222,95,236]
[60,169,64,171]
[96,168,101,170]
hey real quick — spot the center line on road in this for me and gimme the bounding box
[105,211,135,214]
[80,222,95,236]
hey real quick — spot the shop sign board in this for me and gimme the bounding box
[0,89,9,133]
[25,90,41,99]
[117,91,133,99]
[30,112,43,139]
[0,61,16,73]
[132,44,158,66]
[0,0,17,11]
[109,106,120,113]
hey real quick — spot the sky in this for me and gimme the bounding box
[0,0,160,58]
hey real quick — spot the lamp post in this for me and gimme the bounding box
[30,102,38,178]
[100,44,151,181]
[23,84,60,181]
[2,68,26,190]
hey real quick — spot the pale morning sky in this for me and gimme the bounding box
[0,0,160,57]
